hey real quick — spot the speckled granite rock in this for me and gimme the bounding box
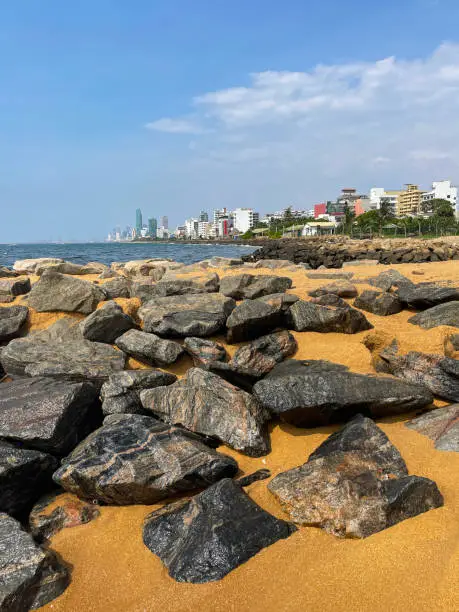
[27,270,105,314]
[0,305,28,343]
[406,405,459,452]
[183,337,227,366]
[115,329,184,366]
[354,290,403,316]
[230,330,297,376]
[81,301,135,343]
[308,280,358,299]
[409,302,459,329]
[289,301,373,334]
[226,299,283,343]
[219,274,292,300]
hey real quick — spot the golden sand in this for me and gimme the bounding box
[4,261,459,611]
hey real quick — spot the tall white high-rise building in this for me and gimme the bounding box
[232,208,259,233]
[421,180,458,215]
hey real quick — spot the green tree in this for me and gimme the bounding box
[283,206,294,224]
[421,197,454,217]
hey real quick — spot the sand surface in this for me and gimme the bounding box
[3,261,459,611]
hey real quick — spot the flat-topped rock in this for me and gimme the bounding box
[115,329,184,366]
[306,271,354,280]
[141,367,270,456]
[406,405,459,452]
[148,272,220,296]
[409,302,459,329]
[226,299,283,343]
[27,270,105,314]
[82,301,135,343]
[308,280,358,299]
[219,274,292,300]
[13,258,64,274]
[142,478,296,583]
[0,267,18,278]
[53,414,238,505]
[354,289,403,316]
[289,300,373,334]
[0,305,28,343]
[396,283,459,310]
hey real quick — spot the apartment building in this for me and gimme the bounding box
[232,208,259,233]
[421,180,457,215]
[397,184,426,216]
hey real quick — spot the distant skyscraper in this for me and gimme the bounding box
[199,210,209,222]
[160,216,168,229]
[136,208,143,233]
[148,217,158,238]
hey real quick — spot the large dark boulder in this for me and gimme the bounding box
[268,415,443,538]
[409,302,459,329]
[289,300,373,334]
[226,299,283,343]
[253,359,433,427]
[140,273,219,297]
[53,414,238,505]
[140,368,270,456]
[0,278,31,297]
[101,277,131,299]
[183,337,227,366]
[27,270,105,314]
[0,377,101,455]
[0,305,28,343]
[396,283,459,310]
[100,370,177,416]
[231,330,297,376]
[354,289,403,316]
[203,361,262,392]
[219,274,292,299]
[0,335,126,385]
[0,441,58,516]
[115,329,184,366]
[142,478,296,583]
[406,405,459,452]
[0,513,70,610]
[81,301,135,343]
[367,269,415,292]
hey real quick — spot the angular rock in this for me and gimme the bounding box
[308,281,358,299]
[101,277,131,299]
[0,267,17,278]
[140,368,270,456]
[183,337,227,366]
[81,301,135,343]
[309,294,350,309]
[253,359,433,427]
[226,299,283,343]
[0,305,28,342]
[408,302,459,329]
[148,272,220,297]
[290,300,373,334]
[79,261,108,275]
[406,405,459,452]
[53,414,238,504]
[306,272,354,280]
[219,274,292,300]
[0,377,101,455]
[142,478,296,583]
[149,310,226,338]
[1,335,126,385]
[253,259,295,269]
[115,329,184,366]
[209,257,243,267]
[204,361,262,392]
[257,292,299,310]
[396,283,459,310]
[0,277,31,297]
[0,513,70,610]
[29,491,100,542]
[368,269,415,292]
[100,370,177,416]
[231,330,297,376]
[354,289,403,316]
[13,258,64,274]
[268,415,443,538]
[35,261,86,275]
[27,270,105,314]
[236,469,271,487]
[0,441,58,516]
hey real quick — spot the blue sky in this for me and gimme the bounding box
[2,0,459,241]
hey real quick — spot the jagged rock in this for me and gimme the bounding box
[308,281,358,299]
[140,368,270,456]
[0,277,31,297]
[81,301,135,343]
[27,270,105,314]
[0,335,126,384]
[0,441,58,516]
[29,491,100,542]
[0,513,70,610]
[0,267,18,278]
[140,273,220,298]
[142,478,296,583]
[354,289,403,316]
[99,269,119,280]
[309,294,350,309]
[230,330,297,376]
[306,272,354,279]
[253,259,295,269]
[268,415,443,538]
[53,414,238,505]
[0,377,101,455]
[183,337,227,366]
[219,274,292,299]
[406,405,459,452]
[257,292,299,309]
[140,293,236,337]
[101,277,131,299]
[13,258,64,274]
[236,469,271,487]
[409,302,459,329]
[289,300,373,334]
[226,299,283,343]
[31,317,84,342]
[444,332,459,358]
[115,329,184,366]
[79,262,108,275]
[368,269,415,292]
[396,283,459,309]
[35,261,86,275]
[0,305,28,342]
[100,370,177,416]
[253,359,433,427]
[204,361,261,392]
[209,257,243,267]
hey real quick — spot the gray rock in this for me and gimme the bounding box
[268,415,443,538]
[406,404,459,452]
[0,513,69,610]
[142,478,296,583]
[209,257,243,267]
[115,329,184,366]
[203,361,262,392]
[140,367,270,456]
[309,294,350,309]
[368,269,414,291]
[231,330,297,376]
[183,337,227,366]
[27,270,105,314]
[0,441,58,516]
[0,267,18,278]
[100,370,177,416]
[253,259,295,269]
[139,273,220,298]
[35,261,86,275]
[290,300,373,334]
[13,258,64,274]
[0,377,101,455]
[53,414,238,505]
[0,278,31,297]
[396,283,459,310]
[306,271,354,280]
[409,302,459,329]
[308,281,358,298]
[253,359,433,427]
[226,299,283,343]
[219,274,292,300]
[101,277,131,299]
[354,289,403,316]
[81,301,135,343]
[0,305,28,342]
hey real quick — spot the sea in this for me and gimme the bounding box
[0,242,257,269]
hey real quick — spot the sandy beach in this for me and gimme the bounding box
[2,260,459,612]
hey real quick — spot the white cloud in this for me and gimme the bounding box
[145,117,205,134]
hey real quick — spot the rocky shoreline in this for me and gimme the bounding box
[0,255,458,610]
